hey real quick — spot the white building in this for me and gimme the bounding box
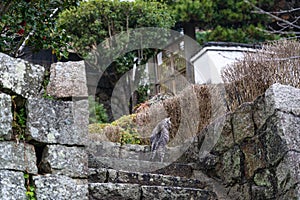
[190,42,259,84]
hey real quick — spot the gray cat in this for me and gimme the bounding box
[150,117,171,162]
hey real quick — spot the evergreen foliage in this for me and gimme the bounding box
[89,96,109,124]
[169,0,277,43]
[0,0,79,57]
[56,0,176,56]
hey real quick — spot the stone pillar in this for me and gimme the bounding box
[0,54,89,199]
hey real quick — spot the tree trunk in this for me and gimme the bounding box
[183,21,196,83]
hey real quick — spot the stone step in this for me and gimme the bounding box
[87,140,190,163]
[89,168,209,190]
[88,156,194,177]
[89,183,140,200]
[141,185,218,200]
[88,183,218,200]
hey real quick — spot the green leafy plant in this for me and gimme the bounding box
[89,114,144,145]
[89,96,108,124]
[41,69,54,100]
[119,130,141,145]
[0,0,79,58]
[11,96,27,141]
[16,108,26,128]
[24,173,36,200]
[42,92,55,100]
[136,84,150,105]
[114,115,141,145]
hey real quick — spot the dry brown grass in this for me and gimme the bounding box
[88,123,121,142]
[222,39,300,111]
[89,84,227,146]
[135,84,226,146]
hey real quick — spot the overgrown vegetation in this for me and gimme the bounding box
[89,84,225,146]
[222,39,300,111]
[89,40,300,146]
[89,114,142,145]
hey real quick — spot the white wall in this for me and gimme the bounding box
[191,46,257,84]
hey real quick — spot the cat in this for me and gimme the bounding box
[150,117,171,162]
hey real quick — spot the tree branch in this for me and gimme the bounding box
[257,27,300,36]
[244,0,300,30]
[269,7,300,14]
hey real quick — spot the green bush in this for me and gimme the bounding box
[88,96,108,124]
[111,114,142,145]
[89,114,143,145]
[119,131,141,145]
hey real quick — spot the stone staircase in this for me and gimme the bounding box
[87,141,221,199]
[88,167,218,199]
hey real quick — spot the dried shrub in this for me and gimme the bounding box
[136,102,167,141]
[88,123,121,142]
[89,85,226,146]
[222,39,300,111]
[103,125,122,142]
[162,96,181,140]
[193,85,212,132]
[135,84,226,146]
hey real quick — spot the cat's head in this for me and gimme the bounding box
[164,117,171,128]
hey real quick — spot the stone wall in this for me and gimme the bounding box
[0,53,89,199]
[181,83,300,200]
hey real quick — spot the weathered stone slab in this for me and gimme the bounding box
[118,169,207,189]
[89,167,208,189]
[88,183,141,200]
[141,185,217,200]
[0,93,13,140]
[275,111,300,151]
[87,141,145,159]
[241,138,266,179]
[0,141,37,173]
[224,183,251,200]
[211,113,234,154]
[254,83,300,130]
[232,103,255,143]
[276,150,300,199]
[265,83,300,115]
[88,140,185,163]
[40,145,88,178]
[47,61,88,98]
[254,169,272,187]
[33,174,88,200]
[0,53,44,98]
[216,145,241,185]
[26,98,88,145]
[0,170,26,200]
[88,156,170,173]
[259,111,299,166]
[89,168,107,183]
